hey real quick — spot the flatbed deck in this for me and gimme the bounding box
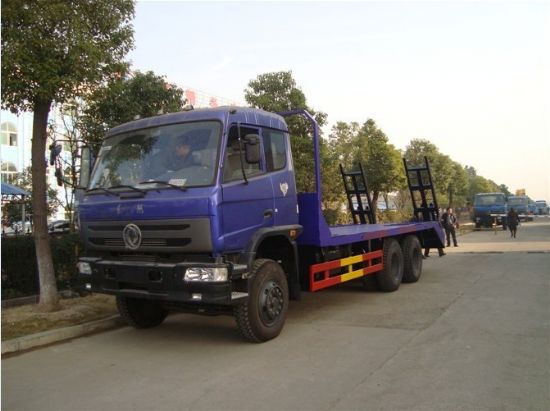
[328,221,444,246]
[297,193,446,248]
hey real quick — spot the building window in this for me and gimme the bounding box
[1,161,18,183]
[1,122,18,146]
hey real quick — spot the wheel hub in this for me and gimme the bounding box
[259,280,284,325]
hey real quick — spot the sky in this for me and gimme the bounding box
[128,1,550,201]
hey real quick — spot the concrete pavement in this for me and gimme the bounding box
[2,219,549,410]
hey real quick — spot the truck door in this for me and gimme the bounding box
[262,128,298,227]
[221,125,274,251]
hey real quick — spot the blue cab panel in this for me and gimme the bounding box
[80,107,297,255]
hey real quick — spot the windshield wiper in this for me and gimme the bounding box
[86,187,116,196]
[138,180,187,192]
[108,184,146,194]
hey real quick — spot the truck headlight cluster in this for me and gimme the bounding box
[184,267,228,282]
[78,262,92,275]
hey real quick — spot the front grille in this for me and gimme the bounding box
[90,238,191,247]
[83,218,212,253]
[89,224,190,232]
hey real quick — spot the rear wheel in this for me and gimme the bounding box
[116,296,169,329]
[402,235,422,283]
[234,259,288,343]
[376,238,404,292]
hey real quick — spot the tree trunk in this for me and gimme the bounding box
[32,98,60,312]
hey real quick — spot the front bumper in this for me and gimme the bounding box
[78,257,248,305]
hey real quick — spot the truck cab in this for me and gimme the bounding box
[77,107,304,339]
[535,200,548,215]
[507,195,531,221]
[472,192,507,229]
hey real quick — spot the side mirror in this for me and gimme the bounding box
[244,134,261,164]
[78,146,93,188]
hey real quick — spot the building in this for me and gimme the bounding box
[1,108,73,221]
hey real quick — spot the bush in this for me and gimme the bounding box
[1,233,81,299]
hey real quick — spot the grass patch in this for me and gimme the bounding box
[2,294,118,341]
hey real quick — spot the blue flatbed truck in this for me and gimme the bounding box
[472,192,508,229]
[76,107,445,342]
[508,195,532,221]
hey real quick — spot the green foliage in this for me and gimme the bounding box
[1,234,81,299]
[80,70,186,151]
[356,119,406,210]
[469,175,500,199]
[327,119,405,219]
[404,139,456,207]
[327,121,361,167]
[1,0,135,310]
[499,184,512,197]
[1,0,135,112]
[448,161,469,208]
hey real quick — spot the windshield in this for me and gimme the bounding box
[508,196,527,206]
[474,194,505,206]
[89,121,221,190]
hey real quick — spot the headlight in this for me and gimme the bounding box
[78,262,92,275]
[184,267,228,282]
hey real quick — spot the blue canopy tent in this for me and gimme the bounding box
[1,182,30,198]
[1,182,31,234]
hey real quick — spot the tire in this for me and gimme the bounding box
[475,222,481,230]
[376,238,404,292]
[116,296,169,329]
[234,259,289,343]
[401,235,422,283]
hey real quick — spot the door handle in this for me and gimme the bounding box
[263,209,273,219]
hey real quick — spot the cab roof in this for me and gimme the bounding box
[106,106,289,137]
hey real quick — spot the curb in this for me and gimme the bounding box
[2,315,124,356]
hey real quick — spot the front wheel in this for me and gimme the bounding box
[234,259,289,343]
[116,296,169,329]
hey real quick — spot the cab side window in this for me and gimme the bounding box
[223,126,263,182]
[263,129,286,172]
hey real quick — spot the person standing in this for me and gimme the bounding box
[441,207,458,247]
[423,202,446,258]
[507,207,519,238]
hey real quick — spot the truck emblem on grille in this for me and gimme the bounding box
[122,223,142,250]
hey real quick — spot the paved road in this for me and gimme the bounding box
[3,219,549,411]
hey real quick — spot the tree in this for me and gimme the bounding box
[469,175,499,197]
[498,184,512,197]
[404,139,455,207]
[327,121,361,167]
[80,70,186,153]
[447,161,469,208]
[244,71,327,193]
[1,0,135,311]
[356,119,406,215]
